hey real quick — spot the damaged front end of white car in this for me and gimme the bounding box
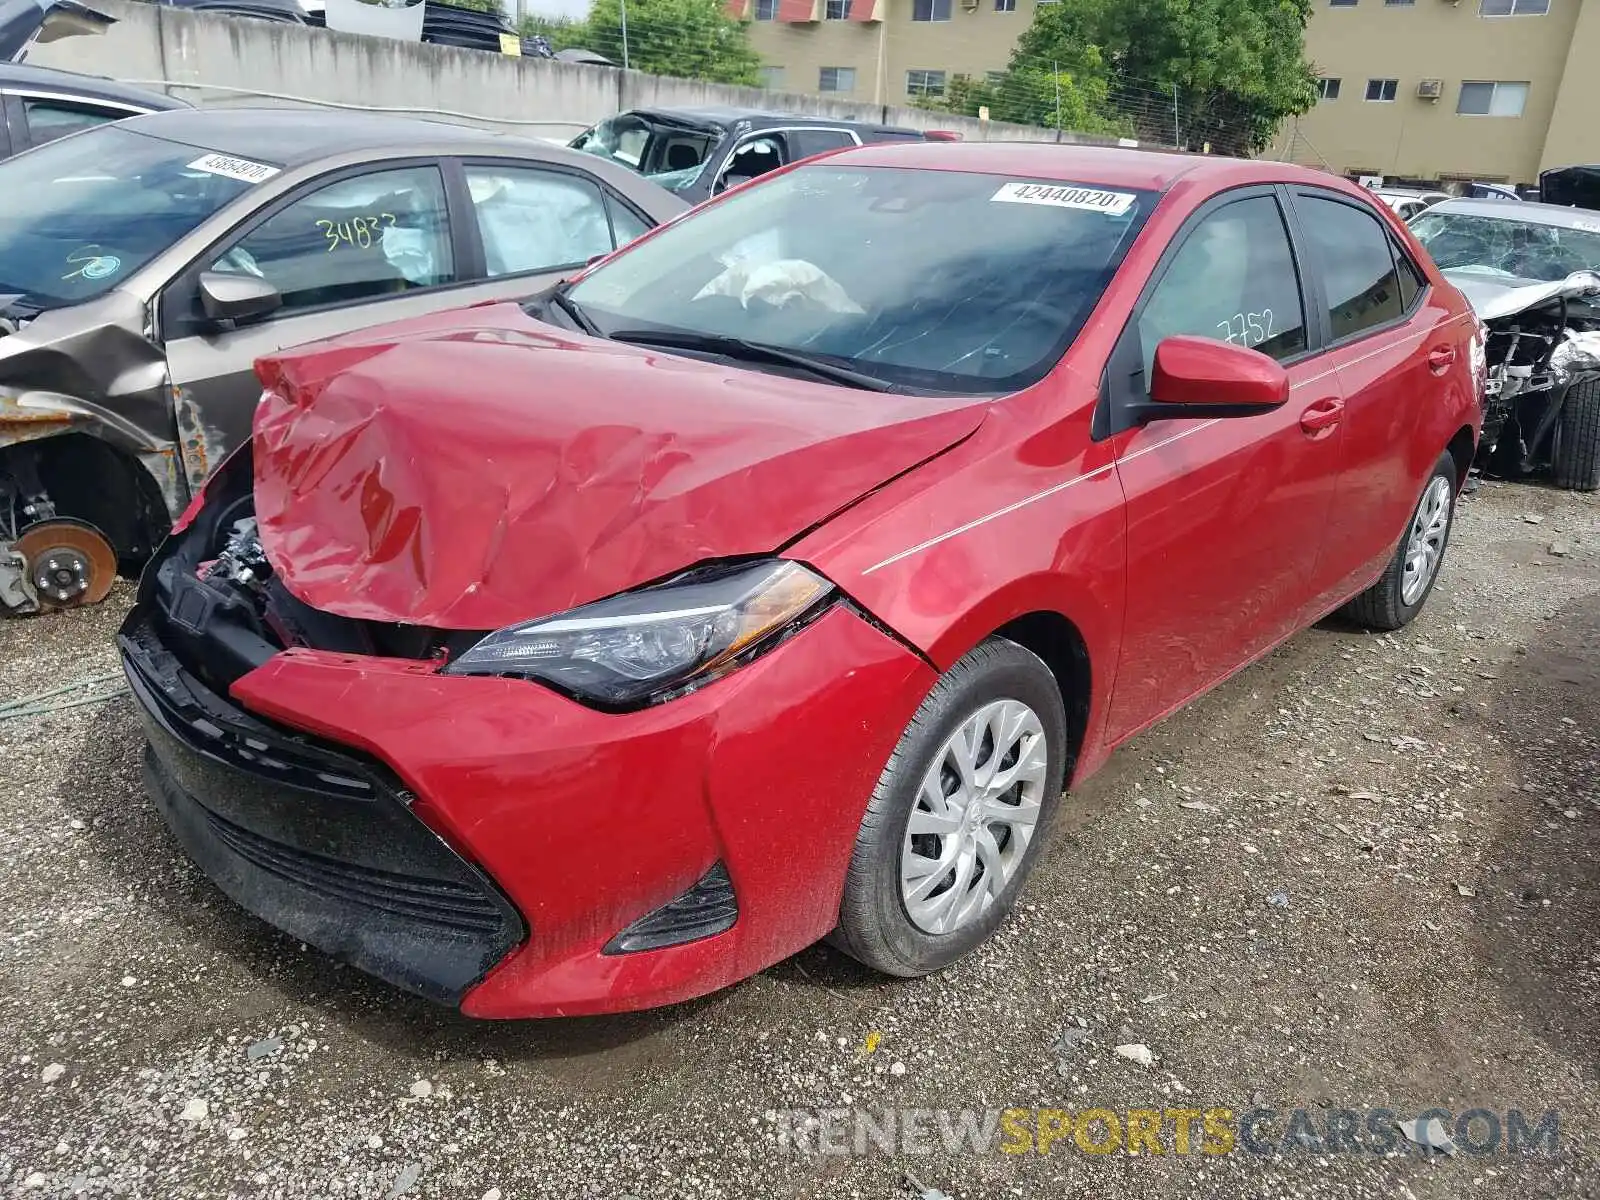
[1447,268,1600,491]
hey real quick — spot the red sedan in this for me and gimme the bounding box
[120,143,1482,1017]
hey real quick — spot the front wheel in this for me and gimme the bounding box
[1342,450,1458,632]
[1552,378,1600,492]
[831,638,1068,978]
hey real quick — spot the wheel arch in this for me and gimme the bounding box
[914,572,1114,788]
[990,610,1093,785]
[1445,424,1477,488]
[1,432,173,567]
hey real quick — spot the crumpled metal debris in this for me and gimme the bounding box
[902,1172,953,1200]
[245,1036,283,1061]
[1398,1116,1457,1156]
[387,1162,422,1197]
[1114,1043,1156,1067]
[1550,329,1600,379]
[1053,1023,1093,1076]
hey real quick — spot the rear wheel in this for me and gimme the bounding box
[1342,451,1458,632]
[1552,378,1600,492]
[832,638,1067,977]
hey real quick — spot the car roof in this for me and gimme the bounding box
[0,62,188,111]
[1423,197,1600,228]
[629,105,908,134]
[820,140,1359,193]
[112,105,516,165]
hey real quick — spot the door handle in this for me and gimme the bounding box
[1428,345,1458,374]
[1299,397,1345,435]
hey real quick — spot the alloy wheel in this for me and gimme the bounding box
[1401,476,1452,605]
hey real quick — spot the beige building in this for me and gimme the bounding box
[734,0,1044,112]
[739,0,1600,188]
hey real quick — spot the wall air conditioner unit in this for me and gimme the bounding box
[962,0,978,8]
[1417,79,1443,100]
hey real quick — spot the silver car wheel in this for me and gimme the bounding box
[1401,476,1453,605]
[900,698,1048,935]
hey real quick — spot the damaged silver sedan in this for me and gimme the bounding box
[1410,198,1600,491]
[0,107,686,614]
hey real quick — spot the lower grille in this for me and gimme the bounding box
[202,805,510,934]
[122,608,525,1006]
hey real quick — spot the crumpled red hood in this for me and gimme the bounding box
[251,305,989,630]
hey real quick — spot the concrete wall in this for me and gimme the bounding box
[27,0,1098,146]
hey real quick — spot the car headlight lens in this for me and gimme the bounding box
[443,560,833,707]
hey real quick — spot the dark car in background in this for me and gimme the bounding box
[0,107,687,616]
[0,62,186,160]
[570,106,954,204]
[0,0,186,159]
[1541,165,1600,213]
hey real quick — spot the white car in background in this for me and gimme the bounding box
[1373,188,1452,221]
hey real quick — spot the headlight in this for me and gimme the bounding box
[443,560,833,707]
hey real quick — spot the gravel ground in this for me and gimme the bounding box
[1,479,1597,1200]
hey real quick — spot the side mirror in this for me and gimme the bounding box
[1130,335,1290,423]
[199,271,281,327]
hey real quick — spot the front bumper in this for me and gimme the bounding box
[121,615,525,1005]
[123,601,934,1018]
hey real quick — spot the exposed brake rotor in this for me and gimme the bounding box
[15,519,117,610]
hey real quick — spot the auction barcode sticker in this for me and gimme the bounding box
[188,153,281,185]
[991,182,1136,215]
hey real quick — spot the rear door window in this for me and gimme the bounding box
[790,129,856,158]
[1296,193,1405,341]
[465,165,615,276]
[20,97,136,147]
[1392,238,1426,310]
[718,135,789,190]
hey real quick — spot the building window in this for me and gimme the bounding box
[1328,0,1357,7]
[906,69,947,97]
[824,0,852,17]
[758,66,785,89]
[1457,80,1530,116]
[911,0,951,20]
[1481,0,1549,14]
[1384,0,1414,6]
[819,66,856,93]
[753,0,777,18]
[1318,77,1341,101]
[1365,78,1399,102]
[995,0,1016,10]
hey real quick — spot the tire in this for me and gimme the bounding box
[831,637,1068,978]
[1342,450,1458,632]
[1552,378,1600,492]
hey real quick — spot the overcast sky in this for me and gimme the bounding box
[515,0,592,19]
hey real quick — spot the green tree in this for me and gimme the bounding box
[574,0,764,85]
[918,47,1132,139]
[1003,0,1317,154]
[518,14,590,51]
[445,0,505,13]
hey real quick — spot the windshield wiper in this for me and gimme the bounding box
[608,328,897,392]
[547,286,601,337]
